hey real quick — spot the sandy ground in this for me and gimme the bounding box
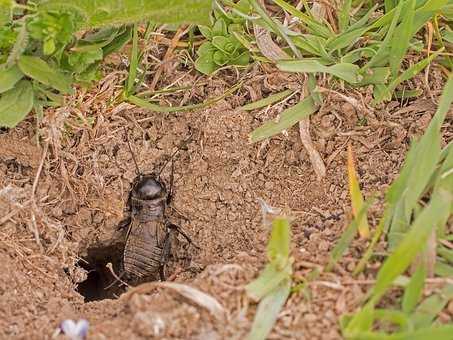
[0,64,451,339]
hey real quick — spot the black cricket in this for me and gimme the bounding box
[119,130,192,282]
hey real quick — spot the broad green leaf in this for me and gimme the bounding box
[438,246,453,263]
[240,89,293,111]
[0,65,23,94]
[0,0,13,26]
[390,0,415,77]
[0,80,34,128]
[402,266,426,314]
[18,56,73,94]
[347,144,370,239]
[277,59,361,84]
[38,0,212,28]
[246,279,291,340]
[249,95,318,143]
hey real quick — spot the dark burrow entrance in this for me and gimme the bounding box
[75,243,126,302]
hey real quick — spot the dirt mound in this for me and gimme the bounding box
[0,68,451,339]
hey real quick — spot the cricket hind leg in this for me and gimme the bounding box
[158,222,198,281]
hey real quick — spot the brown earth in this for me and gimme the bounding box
[0,66,452,340]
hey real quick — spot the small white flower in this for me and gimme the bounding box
[59,319,89,340]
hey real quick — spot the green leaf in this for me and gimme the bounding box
[402,266,426,314]
[0,65,24,94]
[245,262,291,301]
[390,0,416,77]
[249,95,318,143]
[327,199,374,272]
[271,0,333,39]
[230,51,250,66]
[125,23,139,95]
[240,90,293,111]
[198,25,212,39]
[363,1,403,71]
[370,190,452,304]
[359,67,390,86]
[278,60,361,84]
[18,56,73,94]
[411,285,453,329]
[102,26,132,56]
[338,0,352,32]
[213,50,229,66]
[246,279,291,340]
[388,50,442,93]
[127,81,243,112]
[387,73,452,248]
[267,217,291,267]
[37,0,212,28]
[0,80,34,128]
[0,0,13,26]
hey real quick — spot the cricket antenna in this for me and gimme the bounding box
[157,132,193,177]
[123,127,141,177]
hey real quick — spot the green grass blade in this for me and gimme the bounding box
[326,198,374,272]
[390,0,416,78]
[271,0,334,38]
[370,191,452,304]
[402,266,426,314]
[387,74,453,248]
[434,261,453,277]
[249,0,302,58]
[326,26,370,52]
[127,81,243,113]
[363,1,403,71]
[352,325,453,340]
[246,279,291,340]
[388,50,443,93]
[411,284,453,329]
[125,23,139,96]
[353,209,391,276]
[267,217,291,266]
[245,263,291,301]
[240,89,293,111]
[249,95,318,143]
[338,0,352,32]
[374,309,410,331]
[277,59,361,83]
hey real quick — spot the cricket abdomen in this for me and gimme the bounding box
[123,221,165,279]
